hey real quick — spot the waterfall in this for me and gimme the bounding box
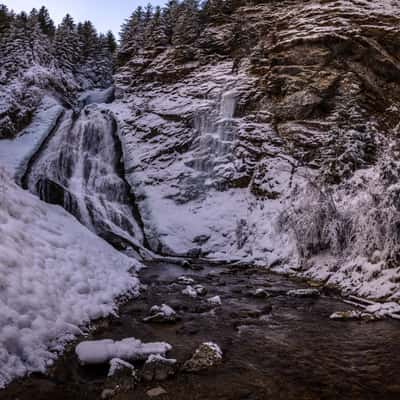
[191,88,238,176]
[23,102,145,251]
[220,89,237,120]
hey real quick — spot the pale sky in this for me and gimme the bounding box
[2,0,166,36]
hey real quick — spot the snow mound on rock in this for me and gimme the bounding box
[76,338,172,364]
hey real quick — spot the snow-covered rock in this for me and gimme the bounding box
[143,304,178,323]
[108,358,136,378]
[194,285,207,296]
[75,338,172,365]
[182,285,198,298]
[141,354,177,381]
[0,168,140,388]
[207,296,222,306]
[329,311,377,321]
[177,276,195,285]
[182,342,223,372]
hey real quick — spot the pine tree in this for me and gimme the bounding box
[143,5,168,50]
[28,8,52,65]
[0,5,12,62]
[77,20,98,62]
[93,33,114,86]
[2,12,32,75]
[118,6,145,65]
[37,6,55,37]
[106,30,117,54]
[161,0,180,45]
[172,0,200,46]
[201,0,226,24]
[54,14,80,72]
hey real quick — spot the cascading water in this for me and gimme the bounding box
[192,88,238,177]
[23,101,145,252]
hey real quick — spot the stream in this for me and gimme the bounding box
[2,261,400,400]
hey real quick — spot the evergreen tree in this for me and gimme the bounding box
[54,14,80,72]
[201,0,226,24]
[28,8,52,65]
[106,30,117,54]
[77,20,98,62]
[0,5,12,64]
[37,6,55,37]
[144,5,168,49]
[172,0,200,46]
[118,6,145,64]
[161,0,180,45]
[2,12,32,74]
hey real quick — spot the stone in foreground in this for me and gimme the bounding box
[143,304,178,323]
[183,342,223,372]
[207,295,222,306]
[330,310,378,321]
[146,386,167,397]
[141,354,177,381]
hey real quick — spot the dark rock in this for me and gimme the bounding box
[141,355,177,382]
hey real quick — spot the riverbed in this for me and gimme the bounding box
[2,262,400,400]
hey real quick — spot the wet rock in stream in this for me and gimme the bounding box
[141,355,177,382]
[182,342,223,372]
[143,304,179,323]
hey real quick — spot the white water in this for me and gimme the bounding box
[25,103,144,248]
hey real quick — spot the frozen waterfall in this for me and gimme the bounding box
[192,88,238,176]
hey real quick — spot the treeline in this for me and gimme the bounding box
[117,0,254,65]
[0,4,117,87]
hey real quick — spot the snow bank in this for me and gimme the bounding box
[0,168,140,388]
[76,338,172,364]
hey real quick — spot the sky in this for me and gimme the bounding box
[2,0,166,37]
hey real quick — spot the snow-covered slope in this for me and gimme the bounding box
[0,168,140,388]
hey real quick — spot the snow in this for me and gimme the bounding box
[145,354,177,365]
[0,96,64,180]
[182,285,198,298]
[365,302,400,317]
[0,168,140,388]
[149,304,176,318]
[75,338,172,364]
[79,86,115,106]
[207,296,222,306]
[109,62,296,266]
[203,342,223,358]
[177,276,195,285]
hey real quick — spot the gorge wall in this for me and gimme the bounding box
[109,0,400,300]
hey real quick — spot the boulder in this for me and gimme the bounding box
[141,354,177,382]
[143,304,178,323]
[182,342,223,372]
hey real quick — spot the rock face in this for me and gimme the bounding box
[109,0,400,300]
